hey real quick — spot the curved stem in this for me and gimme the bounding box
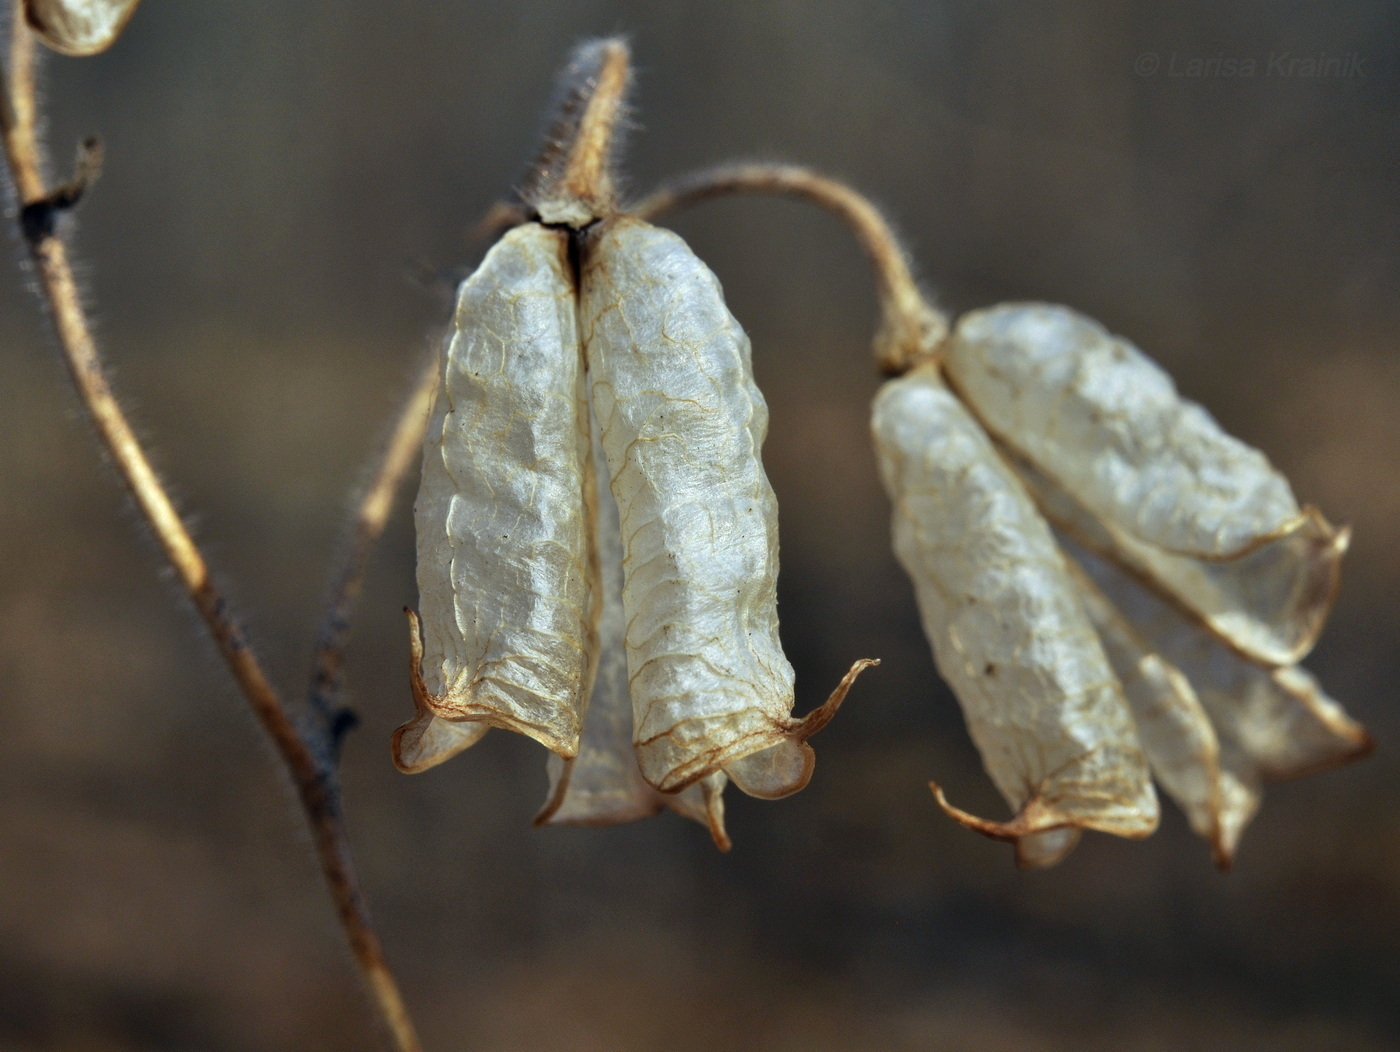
[634,163,949,374]
[1,13,422,1051]
[309,350,438,740]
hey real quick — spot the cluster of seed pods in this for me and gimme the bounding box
[396,38,1368,868]
[392,42,873,849]
[873,304,1368,867]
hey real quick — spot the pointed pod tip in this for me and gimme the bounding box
[929,781,1026,842]
[724,658,880,800]
[794,657,880,741]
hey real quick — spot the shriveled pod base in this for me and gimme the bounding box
[24,0,141,56]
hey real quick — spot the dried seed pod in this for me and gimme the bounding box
[1065,559,1242,864]
[535,422,731,849]
[1068,536,1371,865]
[871,363,1158,855]
[394,222,594,767]
[581,215,873,798]
[943,303,1345,665]
[24,0,140,56]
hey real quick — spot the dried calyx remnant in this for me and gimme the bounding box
[393,39,876,851]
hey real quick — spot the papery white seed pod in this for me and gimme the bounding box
[24,0,140,56]
[1067,536,1371,865]
[871,363,1158,854]
[535,419,730,849]
[1004,442,1345,668]
[943,303,1345,666]
[394,222,594,767]
[580,216,872,799]
[1066,559,1240,864]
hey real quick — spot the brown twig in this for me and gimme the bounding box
[1,12,422,1052]
[633,162,949,374]
[308,350,438,752]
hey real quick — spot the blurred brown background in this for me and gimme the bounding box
[1,2,1397,1049]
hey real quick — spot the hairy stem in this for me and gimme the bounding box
[522,36,631,226]
[1,12,422,1051]
[309,350,438,743]
[634,163,948,374]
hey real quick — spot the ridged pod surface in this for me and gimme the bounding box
[394,222,593,766]
[581,217,866,798]
[871,363,1158,854]
[944,304,1344,666]
[1065,559,1241,865]
[1068,536,1371,864]
[536,421,730,848]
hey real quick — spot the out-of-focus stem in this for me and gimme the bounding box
[309,350,438,737]
[635,163,948,374]
[0,12,422,1051]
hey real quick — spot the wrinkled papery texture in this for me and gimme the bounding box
[944,303,1343,665]
[1067,561,1241,864]
[407,222,592,758]
[1067,536,1371,863]
[24,0,140,55]
[581,217,814,798]
[871,364,1158,855]
[1004,444,1343,667]
[537,418,730,847]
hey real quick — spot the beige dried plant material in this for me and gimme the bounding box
[944,303,1345,666]
[535,422,731,849]
[24,0,140,56]
[871,363,1158,860]
[1068,536,1371,865]
[1065,559,1246,864]
[1014,828,1083,870]
[1006,442,1344,668]
[581,216,874,799]
[394,222,594,767]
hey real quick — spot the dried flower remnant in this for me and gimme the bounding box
[24,0,140,56]
[871,363,1159,863]
[888,299,1364,866]
[394,38,874,842]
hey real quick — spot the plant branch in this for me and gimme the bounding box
[308,350,438,753]
[1,12,421,1051]
[634,162,949,374]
